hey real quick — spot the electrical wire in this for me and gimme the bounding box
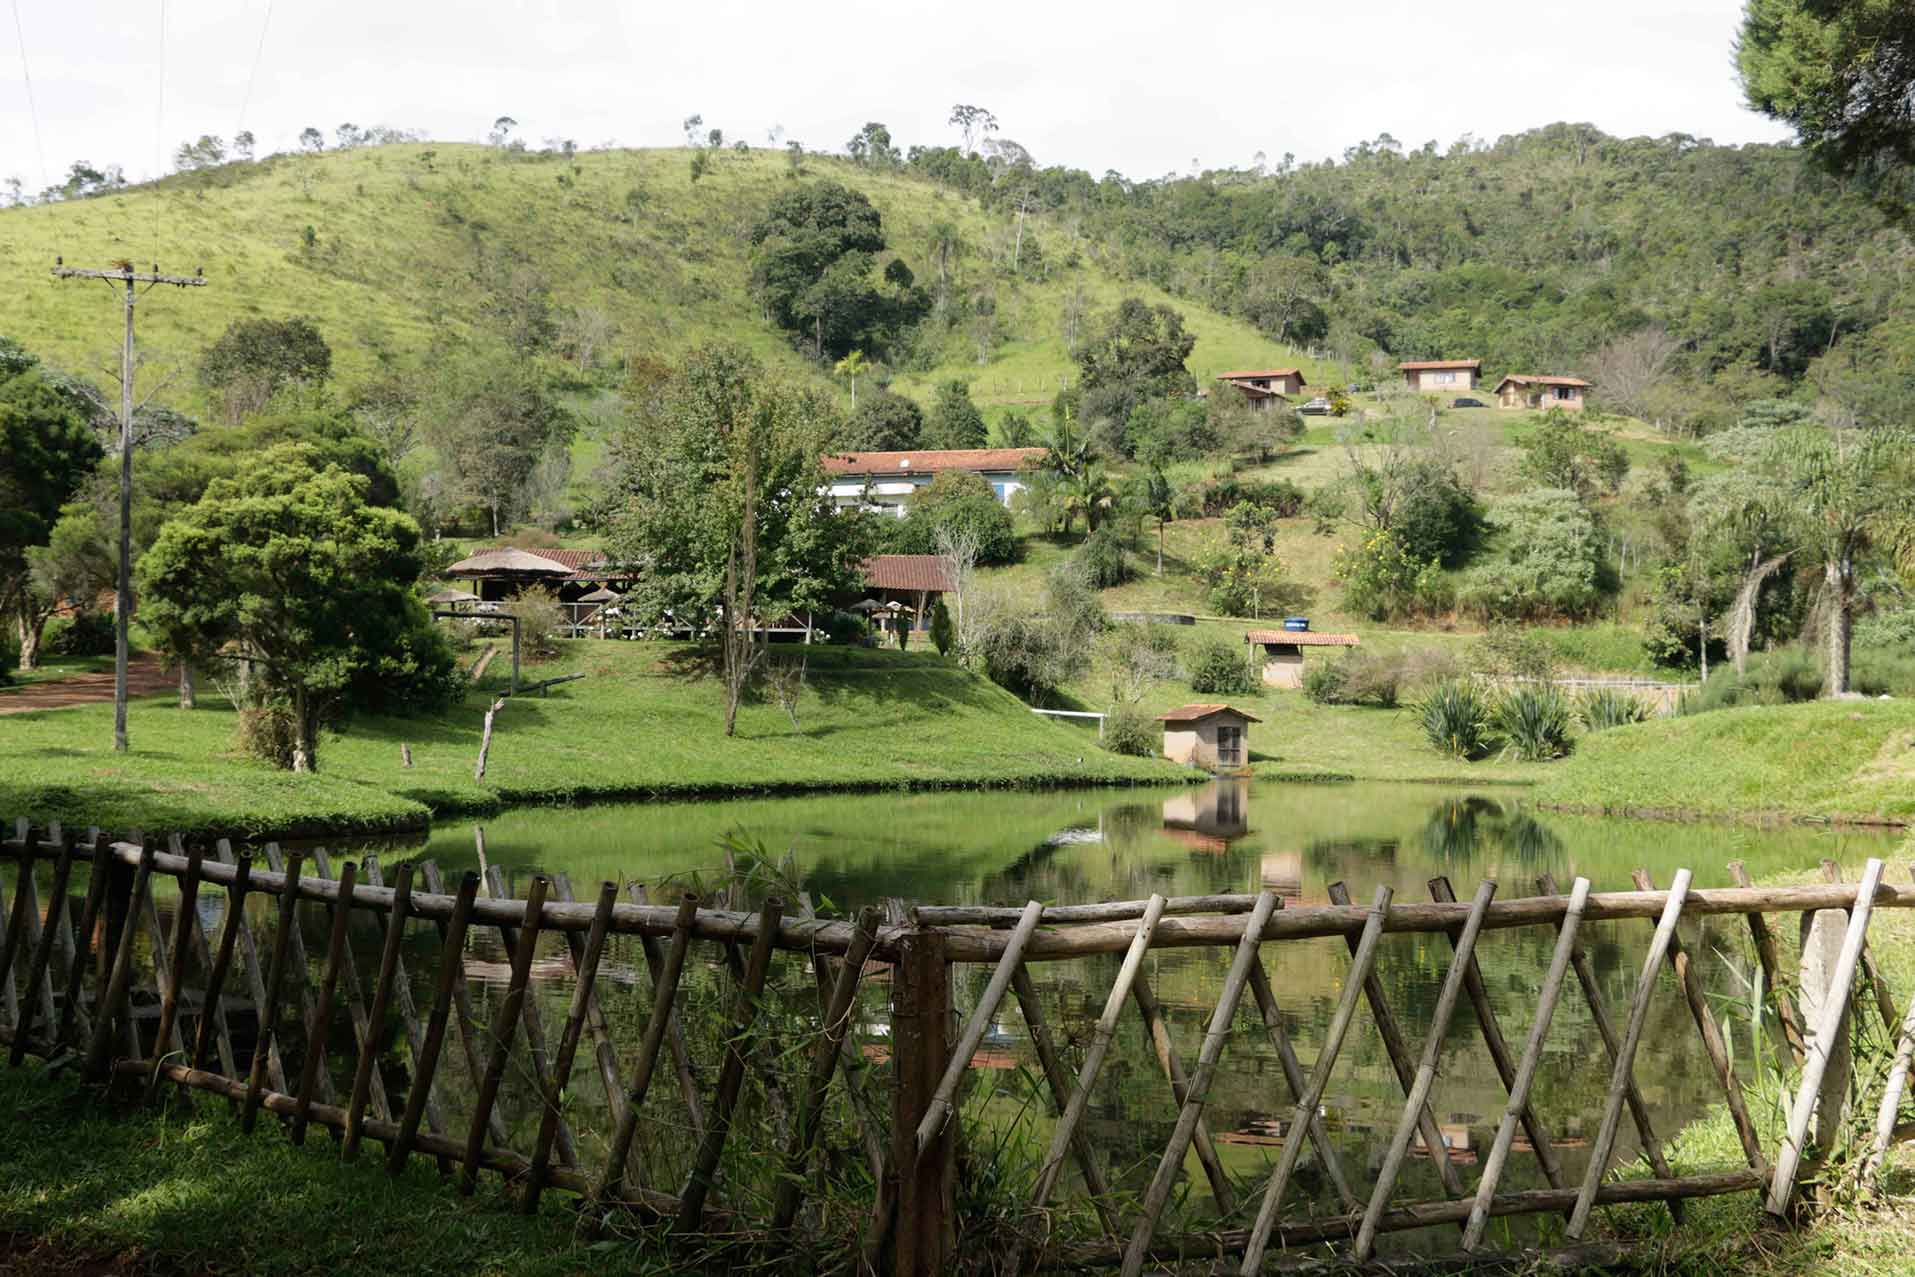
[8,0,48,193]
[234,0,274,148]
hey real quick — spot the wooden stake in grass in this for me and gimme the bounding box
[146,843,205,1103]
[85,840,157,1084]
[190,851,251,1077]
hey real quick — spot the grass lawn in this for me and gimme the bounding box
[1532,698,1915,826]
[0,1066,681,1277]
[0,653,117,689]
[0,641,1190,838]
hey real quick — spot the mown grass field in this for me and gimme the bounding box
[0,641,1189,838]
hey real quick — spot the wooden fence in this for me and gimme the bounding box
[3,817,1913,1274]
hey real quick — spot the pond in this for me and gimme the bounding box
[88,783,1907,1256]
[350,783,1895,1248]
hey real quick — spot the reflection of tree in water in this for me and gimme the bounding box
[1302,835,1401,879]
[1418,797,1564,869]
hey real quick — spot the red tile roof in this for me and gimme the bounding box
[1495,374,1592,389]
[1215,368,1305,381]
[1398,359,1481,371]
[822,448,1048,477]
[1157,703,1263,723]
[861,555,956,592]
[1244,630,1361,647]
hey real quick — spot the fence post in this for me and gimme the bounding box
[891,928,953,1277]
[1798,905,1857,1150]
[98,837,137,989]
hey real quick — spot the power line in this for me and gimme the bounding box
[235,0,274,144]
[8,0,48,192]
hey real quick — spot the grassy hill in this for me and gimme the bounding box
[0,143,1318,418]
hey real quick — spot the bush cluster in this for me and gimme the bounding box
[1174,475,1305,520]
[1492,685,1575,761]
[1102,703,1159,757]
[45,611,116,657]
[1074,525,1132,588]
[1187,636,1257,695]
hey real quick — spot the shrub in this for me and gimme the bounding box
[1854,644,1915,697]
[234,703,299,768]
[44,611,116,657]
[1493,685,1575,761]
[821,610,869,646]
[1302,660,1350,705]
[1460,489,1606,621]
[1417,679,1491,759]
[1579,686,1647,730]
[1103,703,1158,757]
[508,586,566,661]
[1179,475,1305,519]
[886,471,1018,565]
[1338,647,1401,708]
[929,600,954,656]
[1075,524,1132,588]
[1188,636,1257,695]
[1334,530,1448,621]
[1857,608,1915,650]
[1470,624,1559,680]
[1106,622,1183,704]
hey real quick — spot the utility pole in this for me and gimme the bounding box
[51,260,207,753]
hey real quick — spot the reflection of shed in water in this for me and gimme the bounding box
[1258,850,1302,900]
[1161,781,1250,853]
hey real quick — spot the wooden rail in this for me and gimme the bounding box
[1,818,1908,1275]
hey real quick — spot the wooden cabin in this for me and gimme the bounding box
[1215,369,1306,411]
[1494,374,1591,411]
[1244,629,1360,688]
[1157,703,1259,770]
[1398,359,1481,395]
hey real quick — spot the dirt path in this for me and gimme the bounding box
[0,657,174,715]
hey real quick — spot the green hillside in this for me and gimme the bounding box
[0,143,1314,418]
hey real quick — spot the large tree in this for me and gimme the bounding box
[423,345,574,534]
[137,445,458,772]
[1072,298,1197,431]
[604,346,869,735]
[749,182,910,361]
[1,367,104,670]
[922,379,987,449]
[197,317,333,424]
[1738,0,1915,189]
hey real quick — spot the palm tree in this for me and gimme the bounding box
[833,350,868,410]
[1065,463,1117,535]
[1041,408,1090,481]
[1144,465,1174,574]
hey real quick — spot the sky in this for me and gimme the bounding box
[3,0,1793,191]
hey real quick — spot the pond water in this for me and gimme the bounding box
[95,784,1909,1254]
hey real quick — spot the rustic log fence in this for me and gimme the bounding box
[2,817,1913,1274]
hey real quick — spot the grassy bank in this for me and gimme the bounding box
[0,641,1189,838]
[1532,698,1915,826]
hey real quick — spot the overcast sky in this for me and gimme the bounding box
[5,0,1791,190]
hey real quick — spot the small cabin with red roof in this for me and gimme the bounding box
[1244,628,1360,688]
[1494,374,1591,412]
[1157,703,1260,770]
[1215,368,1306,411]
[1398,359,1481,395]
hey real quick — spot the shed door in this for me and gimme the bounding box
[1217,725,1243,767]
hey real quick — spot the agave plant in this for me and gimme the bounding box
[1417,678,1491,760]
[1579,685,1647,731]
[1494,685,1575,761]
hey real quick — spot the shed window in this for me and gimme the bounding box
[1217,724,1244,766]
[1434,371,1456,384]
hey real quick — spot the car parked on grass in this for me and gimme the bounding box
[1299,397,1332,415]
[1452,396,1487,408]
